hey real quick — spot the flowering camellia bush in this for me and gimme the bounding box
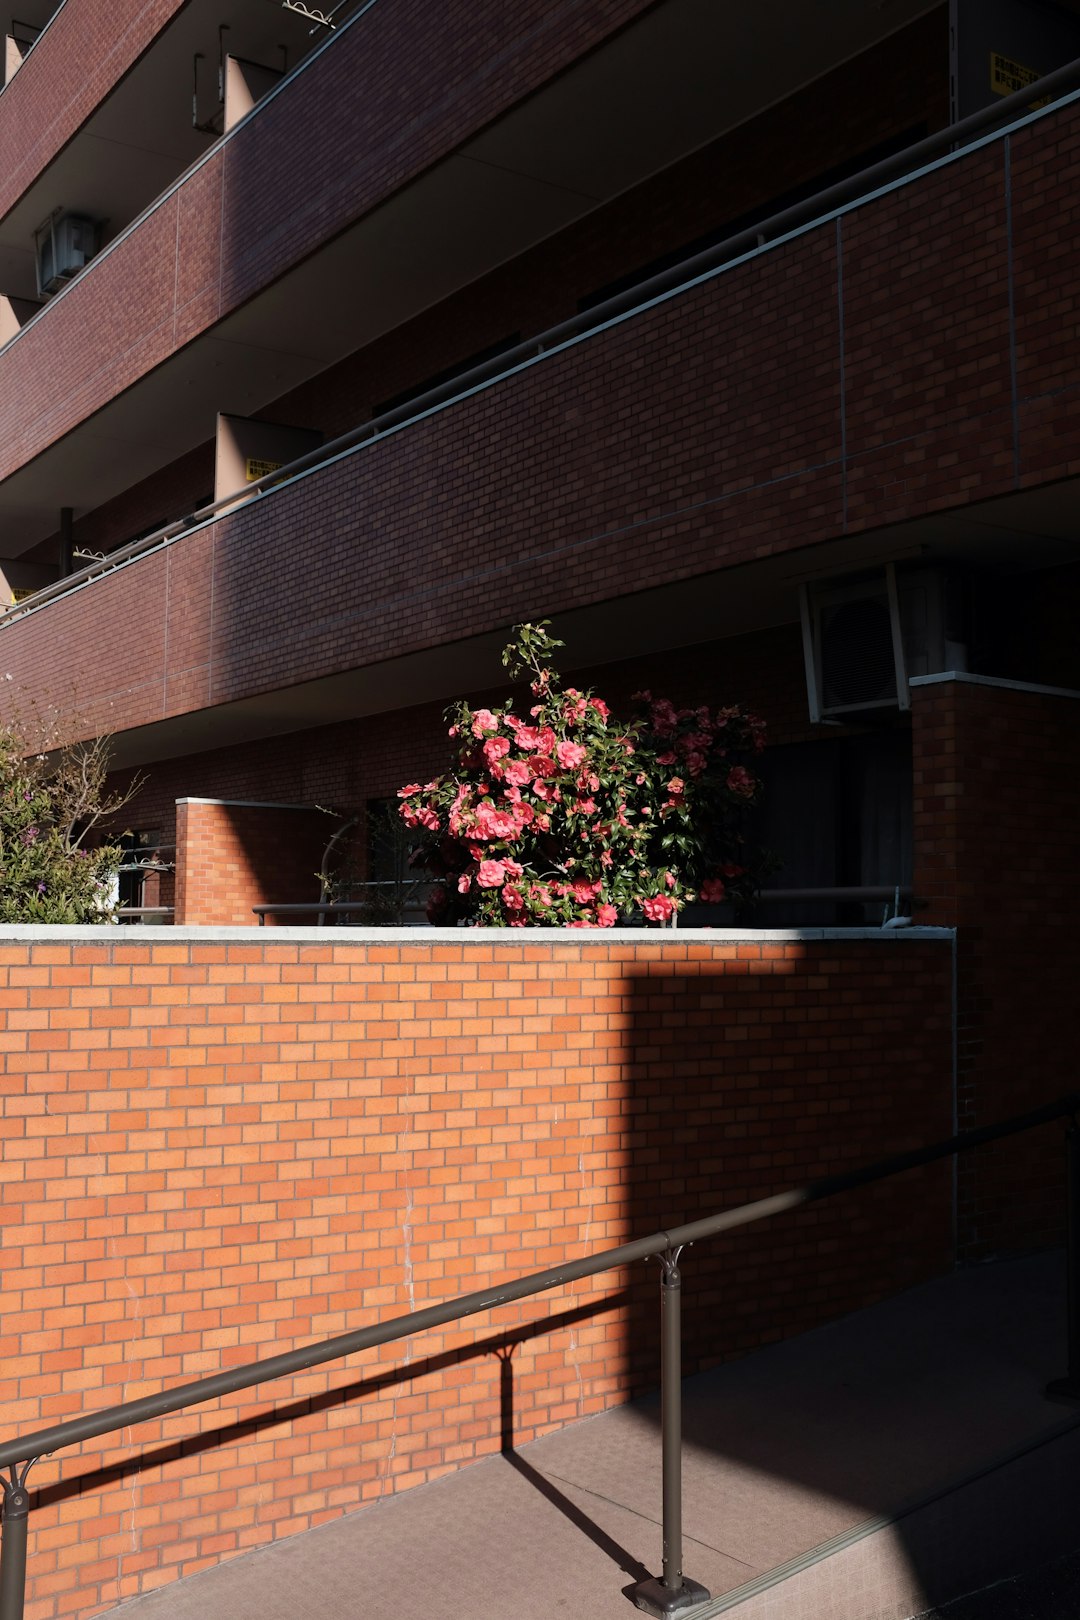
[397,623,767,927]
[0,728,126,923]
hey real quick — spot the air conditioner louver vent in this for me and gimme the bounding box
[820,595,898,709]
[34,213,98,298]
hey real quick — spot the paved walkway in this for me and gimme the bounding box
[111,1253,1077,1620]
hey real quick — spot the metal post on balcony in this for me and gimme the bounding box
[1047,1118,1080,1404]
[630,1248,710,1617]
[0,1461,37,1620]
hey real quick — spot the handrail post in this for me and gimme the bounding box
[0,1462,37,1620]
[1047,1118,1080,1403]
[630,1249,709,1617]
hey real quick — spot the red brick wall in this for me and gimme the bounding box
[174,801,336,925]
[912,676,1080,1256]
[0,0,188,222]
[0,930,953,1618]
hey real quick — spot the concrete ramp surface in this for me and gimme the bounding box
[109,1252,1080,1620]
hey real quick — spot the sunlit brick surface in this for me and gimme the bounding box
[0,931,952,1617]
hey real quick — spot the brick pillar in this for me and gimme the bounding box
[173,797,335,924]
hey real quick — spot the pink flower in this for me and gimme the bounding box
[686,752,707,778]
[642,895,675,923]
[503,758,531,787]
[397,783,421,797]
[502,858,524,879]
[483,736,511,764]
[700,878,726,904]
[657,751,677,767]
[556,740,587,770]
[666,777,685,796]
[590,698,609,721]
[572,879,602,904]
[575,798,597,816]
[597,904,618,927]
[502,884,525,911]
[531,755,557,779]
[477,860,506,888]
[726,765,756,798]
[664,871,676,890]
[472,709,500,737]
[458,874,473,894]
[415,805,440,831]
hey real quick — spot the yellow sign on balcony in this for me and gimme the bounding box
[990,52,1050,107]
[245,457,284,483]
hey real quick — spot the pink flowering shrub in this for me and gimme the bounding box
[398,623,767,927]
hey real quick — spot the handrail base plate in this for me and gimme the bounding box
[630,1575,711,1616]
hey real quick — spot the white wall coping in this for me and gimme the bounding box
[0,924,955,944]
[909,671,1080,701]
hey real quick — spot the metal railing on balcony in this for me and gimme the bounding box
[5,51,1080,630]
[2,1093,1079,1620]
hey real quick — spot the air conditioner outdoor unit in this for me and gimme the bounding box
[34,212,97,297]
[800,564,968,722]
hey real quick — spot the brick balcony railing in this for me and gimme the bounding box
[0,0,189,223]
[0,0,654,484]
[2,89,1079,742]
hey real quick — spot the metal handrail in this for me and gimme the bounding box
[253,896,429,924]
[4,52,1080,631]
[2,1092,1079,1620]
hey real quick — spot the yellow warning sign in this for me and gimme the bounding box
[990,52,1051,107]
[245,457,283,483]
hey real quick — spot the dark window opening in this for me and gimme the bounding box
[745,729,914,927]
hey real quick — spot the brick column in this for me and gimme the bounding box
[173,797,334,924]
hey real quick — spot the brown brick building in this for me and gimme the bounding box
[2,6,1080,1609]
[1,3,1078,1108]
[1,3,1078,1232]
